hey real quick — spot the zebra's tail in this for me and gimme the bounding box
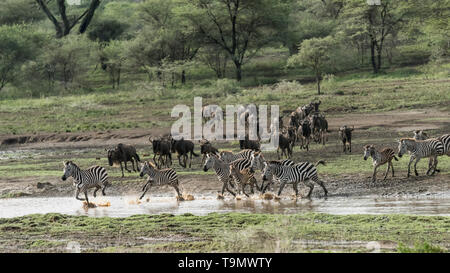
[315,160,326,167]
[393,156,399,161]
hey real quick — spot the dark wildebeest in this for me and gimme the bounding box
[277,133,293,159]
[413,130,428,140]
[239,136,260,151]
[200,139,219,164]
[310,113,328,145]
[106,143,141,177]
[297,119,312,151]
[339,125,354,153]
[170,137,199,168]
[149,137,172,168]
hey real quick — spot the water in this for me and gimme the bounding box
[0,195,448,218]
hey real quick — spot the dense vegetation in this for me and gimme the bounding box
[0,0,448,100]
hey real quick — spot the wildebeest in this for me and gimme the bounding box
[297,119,312,151]
[277,131,294,159]
[170,137,199,168]
[200,139,219,163]
[149,137,172,168]
[239,136,260,151]
[339,125,354,153]
[310,113,328,145]
[106,143,141,177]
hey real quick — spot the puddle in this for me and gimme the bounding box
[0,195,448,218]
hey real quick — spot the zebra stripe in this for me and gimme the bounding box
[398,138,444,177]
[262,161,328,198]
[229,158,260,196]
[438,134,450,156]
[219,149,254,163]
[203,154,236,196]
[139,161,181,199]
[61,161,109,204]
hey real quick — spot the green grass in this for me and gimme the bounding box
[0,213,448,252]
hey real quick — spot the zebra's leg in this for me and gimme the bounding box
[75,187,85,201]
[140,181,152,200]
[391,161,395,177]
[304,180,315,199]
[407,156,415,177]
[277,182,287,196]
[93,185,101,197]
[428,156,438,176]
[292,182,299,197]
[372,165,379,183]
[84,191,89,205]
[312,177,328,196]
[172,181,182,198]
[413,157,421,176]
[242,184,249,197]
[102,181,107,196]
[383,163,390,181]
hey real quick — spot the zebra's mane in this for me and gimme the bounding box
[400,137,418,142]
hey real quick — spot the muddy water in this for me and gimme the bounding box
[0,195,449,218]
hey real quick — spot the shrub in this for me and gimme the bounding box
[215,78,241,95]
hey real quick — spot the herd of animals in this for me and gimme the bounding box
[60,101,450,205]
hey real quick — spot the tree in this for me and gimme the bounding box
[97,40,126,89]
[181,0,289,81]
[340,0,409,73]
[88,19,128,43]
[287,36,335,95]
[197,45,230,78]
[0,0,44,25]
[0,25,42,92]
[34,0,101,38]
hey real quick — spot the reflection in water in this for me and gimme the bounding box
[0,195,449,218]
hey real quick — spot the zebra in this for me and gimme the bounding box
[260,160,328,198]
[219,149,254,163]
[228,158,261,197]
[249,152,294,193]
[61,161,109,204]
[397,138,444,177]
[427,134,450,172]
[413,130,428,140]
[139,161,182,200]
[363,145,398,182]
[203,153,236,197]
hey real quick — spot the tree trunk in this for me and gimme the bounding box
[316,74,321,95]
[181,70,186,84]
[370,40,378,74]
[234,61,242,81]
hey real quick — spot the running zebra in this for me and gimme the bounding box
[397,138,444,177]
[219,149,254,163]
[363,145,398,182]
[61,161,109,204]
[260,160,328,198]
[139,161,182,200]
[203,153,236,197]
[249,152,294,193]
[228,158,261,197]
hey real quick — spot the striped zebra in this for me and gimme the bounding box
[427,134,450,172]
[249,152,294,193]
[363,145,398,182]
[139,161,182,200]
[413,130,428,140]
[397,138,444,177]
[203,153,236,197]
[260,160,328,198]
[61,161,109,204]
[228,158,261,197]
[219,149,254,163]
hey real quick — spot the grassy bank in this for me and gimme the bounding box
[0,212,447,253]
[0,64,449,135]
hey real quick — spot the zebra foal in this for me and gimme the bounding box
[139,161,182,200]
[397,138,444,177]
[363,145,398,182]
[61,161,109,204]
